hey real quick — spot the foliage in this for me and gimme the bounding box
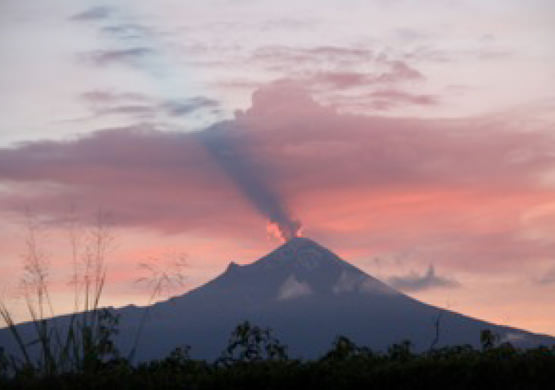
[217,321,288,366]
[321,335,372,361]
[480,329,498,350]
[1,322,554,390]
[0,346,8,378]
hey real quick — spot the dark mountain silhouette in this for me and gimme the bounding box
[1,237,553,361]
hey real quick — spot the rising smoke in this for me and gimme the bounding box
[199,122,301,241]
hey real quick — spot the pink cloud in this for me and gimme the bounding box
[309,71,370,89]
[1,83,554,273]
[252,45,373,68]
[374,60,424,82]
[297,60,424,90]
[370,89,437,106]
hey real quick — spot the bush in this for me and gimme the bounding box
[1,321,554,390]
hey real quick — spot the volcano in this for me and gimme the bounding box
[1,237,554,361]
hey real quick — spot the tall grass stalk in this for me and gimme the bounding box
[128,254,187,362]
[0,210,117,375]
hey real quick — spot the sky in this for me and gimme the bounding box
[1,0,554,336]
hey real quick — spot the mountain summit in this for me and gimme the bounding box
[195,237,396,305]
[1,238,553,361]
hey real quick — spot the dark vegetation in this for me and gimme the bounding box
[1,320,554,390]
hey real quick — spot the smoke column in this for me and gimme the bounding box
[199,122,301,241]
[77,3,300,241]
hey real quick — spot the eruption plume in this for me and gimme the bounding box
[267,220,302,242]
[200,122,301,241]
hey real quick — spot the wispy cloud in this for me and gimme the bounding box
[368,89,438,109]
[251,45,423,90]
[83,47,154,67]
[78,90,220,120]
[162,97,219,117]
[252,45,373,67]
[80,90,149,104]
[278,275,312,300]
[388,265,460,292]
[101,24,152,40]
[309,67,423,90]
[70,6,112,21]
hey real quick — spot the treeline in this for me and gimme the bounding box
[1,321,554,390]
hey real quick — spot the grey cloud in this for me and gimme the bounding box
[476,48,513,60]
[252,45,373,69]
[80,91,149,104]
[99,105,156,117]
[79,90,155,119]
[402,44,512,64]
[162,97,220,117]
[79,90,220,120]
[298,60,423,90]
[101,24,152,40]
[259,18,319,32]
[70,6,112,21]
[325,88,437,112]
[369,89,438,109]
[84,47,153,66]
[388,265,460,292]
[402,46,452,63]
[393,28,433,42]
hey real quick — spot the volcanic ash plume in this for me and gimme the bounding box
[199,123,301,242]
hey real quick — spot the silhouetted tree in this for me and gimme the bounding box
[321,336,369,361]
[480,329,498,351]
[217,321,287,365]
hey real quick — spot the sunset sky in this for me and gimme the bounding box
[1,0,554,336]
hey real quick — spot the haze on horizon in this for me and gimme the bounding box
[0,0,554,337]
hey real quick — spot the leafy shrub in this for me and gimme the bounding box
[217,321,288,366]
[1,321,554,390]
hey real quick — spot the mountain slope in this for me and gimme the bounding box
[115,237,554,360]
[1,237,554,361]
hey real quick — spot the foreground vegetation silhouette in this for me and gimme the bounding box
[1,320,554,390]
